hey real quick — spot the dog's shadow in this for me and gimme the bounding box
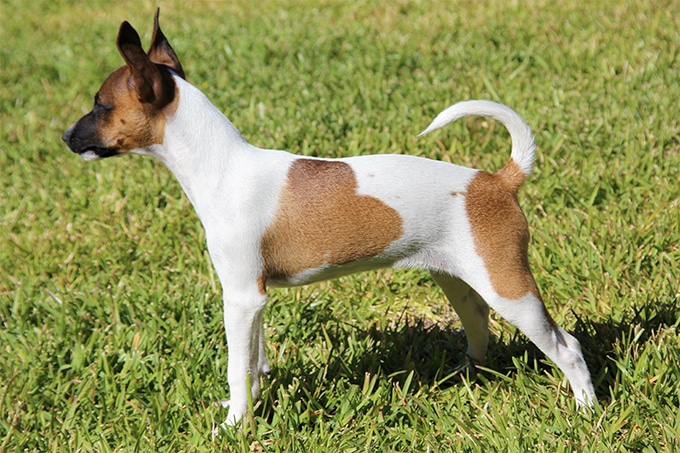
[574,298,679,400]
[259,296,679,418]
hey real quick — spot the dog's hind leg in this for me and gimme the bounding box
[257,310,271,376]
[486,290,596,406]
[455,264,596,406]
[430,272,490,365]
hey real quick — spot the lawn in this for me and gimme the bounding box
[1,0,679,451]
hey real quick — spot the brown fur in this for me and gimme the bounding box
[260,159,403,283]
[93,66,176,154]
[465,160,541,300]
[256,273,267,296]
[496,158,528,192]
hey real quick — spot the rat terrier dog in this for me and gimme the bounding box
[62,10,595,427]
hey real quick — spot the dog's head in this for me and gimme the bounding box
[62,9,185,160]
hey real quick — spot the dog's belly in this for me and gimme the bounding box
[265,254,398,287]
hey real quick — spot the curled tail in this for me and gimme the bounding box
[419,100,536,191]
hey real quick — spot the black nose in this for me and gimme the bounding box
[62,126,72,144]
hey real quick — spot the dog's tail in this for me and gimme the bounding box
[418,100,536,191]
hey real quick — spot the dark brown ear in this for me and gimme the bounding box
[147,8,185,79]
[117,21,176,107]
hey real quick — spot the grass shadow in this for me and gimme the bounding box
[260,296,680,421]
[573,299,680,403]
[261,306,548,414]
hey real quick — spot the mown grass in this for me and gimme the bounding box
[1,0,679,451]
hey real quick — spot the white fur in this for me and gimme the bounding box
[79,150,100,162]
[418,100,536,177]
[128,76,594,427]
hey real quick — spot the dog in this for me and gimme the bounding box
[62,9,596,427]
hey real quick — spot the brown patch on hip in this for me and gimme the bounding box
[465,167,541,300]
[260,159,404,283]
[496,158,528,193]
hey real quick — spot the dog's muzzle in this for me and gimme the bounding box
[62,123,118,160]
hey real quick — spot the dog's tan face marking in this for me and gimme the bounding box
[88,66,175,154]
[63,15,182,160]
[260,159,404,282]
[465,166,540,300]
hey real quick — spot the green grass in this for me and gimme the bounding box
[1,0,679,450]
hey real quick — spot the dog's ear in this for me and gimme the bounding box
[147,8,186,79]
[117,21,176,108]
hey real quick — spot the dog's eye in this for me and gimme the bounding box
[93,93,114,112]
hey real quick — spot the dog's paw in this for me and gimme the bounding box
[258,355,271,376]
[211,420,238,439]
[452,356,479,378]
[211,400,246,438]
[211,423,221,440]
[216,399,248,428]
[211,400,230,439]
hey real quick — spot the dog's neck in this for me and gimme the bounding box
[145,76,255,225]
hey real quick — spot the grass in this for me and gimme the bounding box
[1,0,679,450]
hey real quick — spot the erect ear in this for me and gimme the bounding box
[116,21,176,108]
[147,8,186,79]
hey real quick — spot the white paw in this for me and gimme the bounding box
[211,423,220,440]
[216,399,247,428]
[211,400,246,438]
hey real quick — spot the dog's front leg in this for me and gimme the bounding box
[222,289,268,426]
[206,236,269,427]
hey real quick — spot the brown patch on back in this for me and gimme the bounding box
[260,159,403,282]
[465,165,541,300]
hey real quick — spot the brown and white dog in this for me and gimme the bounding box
[62,10,595,427]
